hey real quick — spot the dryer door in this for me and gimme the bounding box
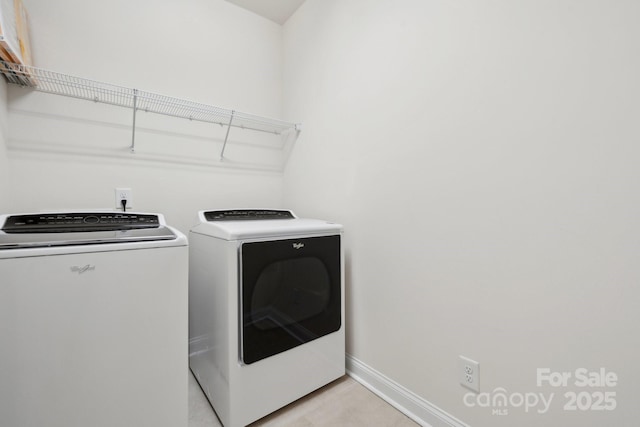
[240,235,341,364]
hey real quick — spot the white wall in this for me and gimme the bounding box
[283,1,640,426]
[2,0,286,233]
[0,80,8,212]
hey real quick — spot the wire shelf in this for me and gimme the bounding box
[0,61,300,149]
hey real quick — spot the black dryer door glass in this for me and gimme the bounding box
[241,235,341,364]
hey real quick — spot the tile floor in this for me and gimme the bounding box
[188,371,420,427]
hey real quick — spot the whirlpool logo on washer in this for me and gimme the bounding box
[292,242,305,250]
[70,264,96,274]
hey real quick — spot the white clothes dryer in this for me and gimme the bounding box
[0,211,188,427]
[189,209,345,427]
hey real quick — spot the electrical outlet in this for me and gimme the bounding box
[459,355,480,392]
[115,188,133,211]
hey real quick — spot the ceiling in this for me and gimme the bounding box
[225,0,306,25]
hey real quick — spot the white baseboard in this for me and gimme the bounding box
[345,354,470,427]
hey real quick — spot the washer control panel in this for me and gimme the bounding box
[204,209,295,221]
[2,213,160,233]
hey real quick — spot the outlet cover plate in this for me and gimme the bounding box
[459,355,480,392]
[115,188,133,210]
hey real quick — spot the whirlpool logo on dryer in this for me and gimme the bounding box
[292,242,305,250]
[70,264,96,274]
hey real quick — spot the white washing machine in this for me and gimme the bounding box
[0,211,188,427]
[189,209,345,427]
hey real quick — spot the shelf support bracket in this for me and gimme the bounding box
[130,89,138,152]
[220,110,235,160]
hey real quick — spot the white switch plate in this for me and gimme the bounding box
[459,355,480,392]
[115,188,133,211]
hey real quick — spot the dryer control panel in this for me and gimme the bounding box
[2,213,160,233]
[204,210,295,221]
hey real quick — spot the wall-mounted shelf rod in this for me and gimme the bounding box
[220,111,234,160]
[131,89,138,152]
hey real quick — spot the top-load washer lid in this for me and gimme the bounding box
[0,212,178,249]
